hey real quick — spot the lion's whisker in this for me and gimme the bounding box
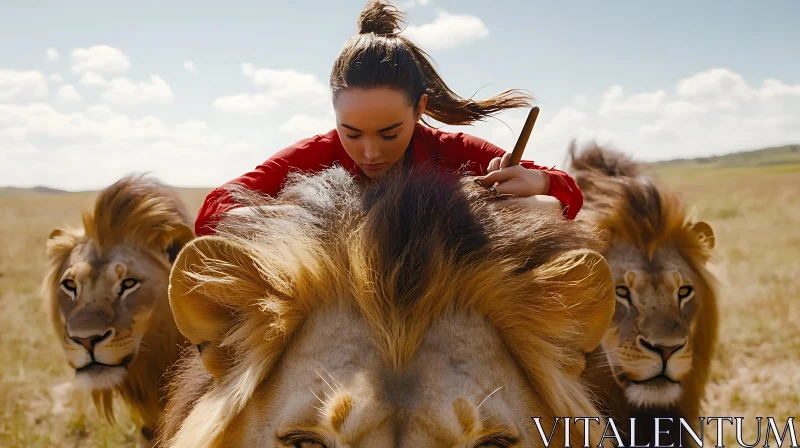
[477,386,503,409]
[315,369,337,399]
[309,386,325,406]
[324,368,343,393]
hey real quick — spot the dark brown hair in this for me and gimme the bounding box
[330,0,534,126]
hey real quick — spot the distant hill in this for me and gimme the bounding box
[651,144,800,169]
[647,144,800,181]
[0,186,70,196]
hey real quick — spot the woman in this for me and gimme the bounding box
[194,0,583,236]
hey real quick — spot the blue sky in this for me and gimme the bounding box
[1,0,799,190]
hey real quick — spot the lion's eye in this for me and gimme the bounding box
[474,434,518,447]
[61,279,77,293]
[121,278,139,290]
[293,442,326,448]
[677,285,693,300]
[615,285,631,301]
[284,439,326,448]
[278,432,328,448]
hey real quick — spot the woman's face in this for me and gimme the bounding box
[333,87,427,178]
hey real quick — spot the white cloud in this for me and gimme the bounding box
[241,63,328,99]
[603,85,624,102]
[396,0,432,10]
[50,74,63,83]
[213,63,328,114]
[225,141,259,155]
[0,102,246,189]
[56,85,82,102]
[79,71,107,86]
[72,70,176,106]
[100,75,174,105]
[184,61,198,75]
[279,113,335,137]
[0,69,48,101]
[573,95,589,108]
[46,48,59,62]
[2,66,798,191]
[600,71,800,158]
[71,45,131,74]
[676,68,751,100]
[599,87,667,116]
[0,126,28,142]
[437,68,800,168]
[400,8,489,50]
[212,93,277,115]
[757,79,800,101]
[662,100,706,118]
[85,104,113,120]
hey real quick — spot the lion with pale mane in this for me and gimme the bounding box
[569,143,719,445]
[43,175,195,447]
[157,164,617,448]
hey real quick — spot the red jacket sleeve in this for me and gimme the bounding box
[194,133,340,236]
[436,130,584,220]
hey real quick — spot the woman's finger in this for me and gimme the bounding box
[480,164,524,185]
[492,177,528,196]
[500,152,511,169]
[488,157,501,173]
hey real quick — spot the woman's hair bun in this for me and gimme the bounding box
[357,0,405,36]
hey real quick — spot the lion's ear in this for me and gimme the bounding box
[164,223,195,264]
[46,227,82,262]
[691,221,715,250]
[531,249,615,375]
[168,235,264,378]
[150,221,195,265]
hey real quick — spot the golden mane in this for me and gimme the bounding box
[568,141,720,432]
[43,174,195,443]
[568,140,715,274]
[159,164,616,447]
[81,174,195,258]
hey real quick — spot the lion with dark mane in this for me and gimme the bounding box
[569,142,720,446]
[157,164,617,448]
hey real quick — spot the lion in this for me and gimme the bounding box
[156,164,618,448]
[568,142,720,446]
[43,174,195,447]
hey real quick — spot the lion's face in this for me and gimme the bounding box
[601,242,702,408]
[220,307,549,448]
[163,234,614,448]
[53,241,169,390]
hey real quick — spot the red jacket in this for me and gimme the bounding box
[195,124,583,236]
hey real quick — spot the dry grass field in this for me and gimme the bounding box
[1,147,798,447]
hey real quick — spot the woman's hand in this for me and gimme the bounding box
[475,152,551,197]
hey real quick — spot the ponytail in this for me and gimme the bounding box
[402,37,535,126]
[330,0,534,127]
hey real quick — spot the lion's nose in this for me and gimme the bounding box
[70,329,113,352]
[656,343,684,362]
[638,336,686,362]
